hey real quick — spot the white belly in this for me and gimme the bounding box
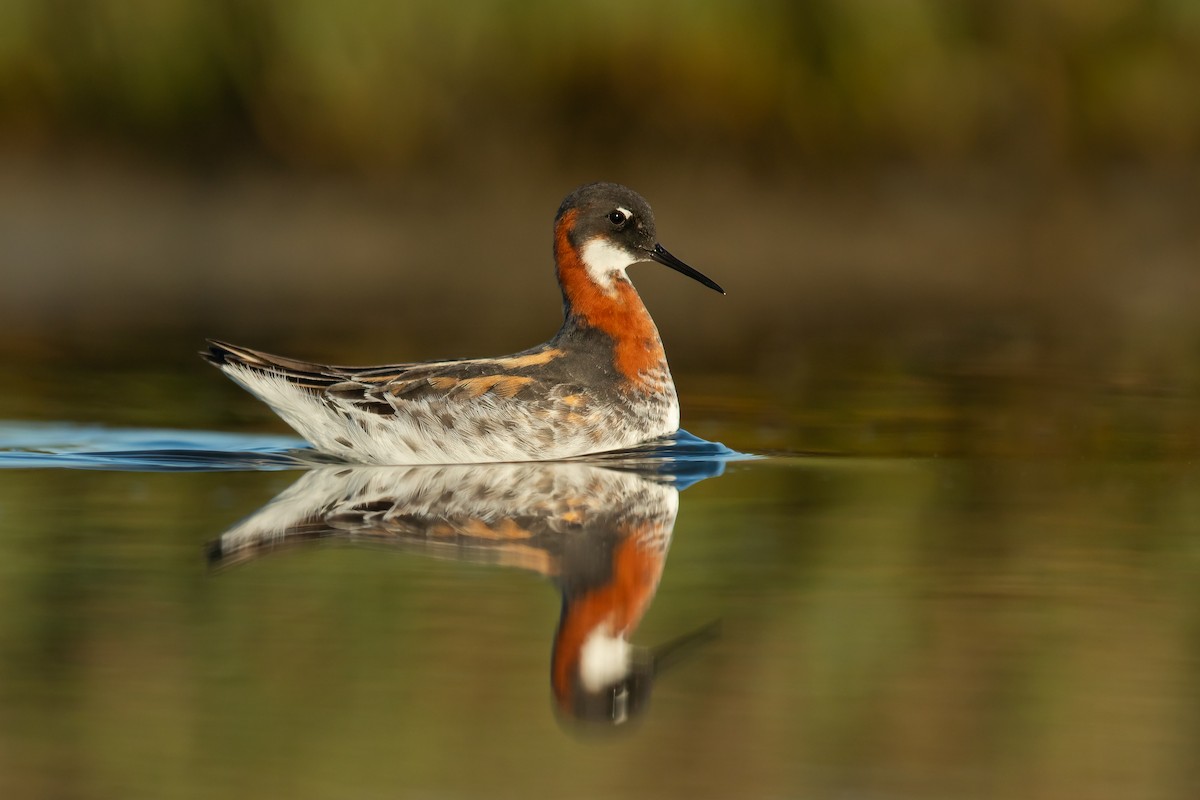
[225,366,680,464]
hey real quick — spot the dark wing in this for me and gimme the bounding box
[203,340,368,390]
[203,338,570,414]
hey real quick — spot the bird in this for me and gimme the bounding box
[203,181,725,464]
[209,461,721,727]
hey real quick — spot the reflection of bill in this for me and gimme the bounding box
[209,462,720,728]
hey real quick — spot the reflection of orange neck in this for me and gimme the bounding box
[551,525,665,709]
[555,211,667,387]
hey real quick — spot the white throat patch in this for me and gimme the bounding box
[579,628,633,691]
[580,238,640,292]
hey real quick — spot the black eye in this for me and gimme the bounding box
[607,210,627,227]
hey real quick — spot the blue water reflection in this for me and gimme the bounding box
[0,421,311,470]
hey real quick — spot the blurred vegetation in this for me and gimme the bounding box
[2,0,1199,168]
[1,1,1198,445]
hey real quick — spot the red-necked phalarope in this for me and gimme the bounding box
[204,181,724,464]
[210,462,720,726]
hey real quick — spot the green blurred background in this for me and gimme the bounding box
[4,6,1200,799]
[1,0,1198,446]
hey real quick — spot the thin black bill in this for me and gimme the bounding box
[648,244,726,295]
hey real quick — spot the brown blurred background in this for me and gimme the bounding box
[4,9,1200,798]
[1,0,1198,447]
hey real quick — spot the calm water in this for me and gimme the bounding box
[1,409,1198,799]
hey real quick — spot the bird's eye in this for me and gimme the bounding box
[607,210,627,227]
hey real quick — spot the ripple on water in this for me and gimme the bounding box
[0,421,750,473]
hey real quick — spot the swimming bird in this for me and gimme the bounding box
[204,181,724,464]
[210,461,721,727]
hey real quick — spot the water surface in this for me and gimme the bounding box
[0,416,1197,799]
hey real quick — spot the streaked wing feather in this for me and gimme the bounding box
[205,339,564,419]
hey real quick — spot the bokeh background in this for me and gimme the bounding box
[4,5,1200,800]
[2,0,1198,456]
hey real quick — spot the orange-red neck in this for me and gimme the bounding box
[550,528,664,709]
[555,211,667,386]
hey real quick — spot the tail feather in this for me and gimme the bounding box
[202,339,342,390]
[202,339,253,367]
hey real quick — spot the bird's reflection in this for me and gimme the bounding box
[209,457,724,729]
